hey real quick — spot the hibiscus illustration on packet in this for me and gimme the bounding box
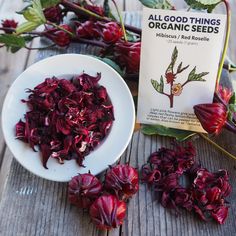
[151,46,209,108]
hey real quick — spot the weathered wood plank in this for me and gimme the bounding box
[0,39,39,199]
[0,1,30,169]
[124,0,143,11]
[0,1,236,236]
[119,131,236,236]
[96,0,125,11]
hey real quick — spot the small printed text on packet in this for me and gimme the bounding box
[147,109,199,127]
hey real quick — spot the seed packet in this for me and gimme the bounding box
[137,8,226,132]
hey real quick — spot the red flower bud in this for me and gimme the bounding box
[45,24,73,47]
[101,22,123,43]
[68,173,102,209]
[1,19,18,33]
[114,41,141,73]
[76,21,100,39]
[104,164,139,200]
[43,6,62,24]
[193,103,227,135]
[218,85,232,104]
[89,195,126,230]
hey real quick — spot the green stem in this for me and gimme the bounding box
[46,21,75,37]
[61,0,104,20]
[199,133,236,161]
[111,0,127,41]
[216,0,231,91]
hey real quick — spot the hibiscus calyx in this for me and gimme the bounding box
[141,143,232,224]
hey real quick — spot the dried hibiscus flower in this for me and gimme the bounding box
[89,194,126,230]
[68,173,102,209]
[15,73,114,169]
[68,163,139,230]
[141,143,232,224]
[104,164,139,200]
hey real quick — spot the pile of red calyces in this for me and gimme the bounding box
[68,164,139,230]
[141,143,232,224]
[15,73,114,169]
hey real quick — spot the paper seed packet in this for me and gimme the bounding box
[137,7,226,133]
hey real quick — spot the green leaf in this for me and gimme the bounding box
[139,0,173,9]
[40,0,61,8]
[184,0,221,12]
[23,35,35,42]
[141,124,196,141]
[187,66,208,82]
[24,0,46,23]
[151,77,164,93]
[177,62,182,73]
[103,0,110,15]
[102,0,117,20]
[228,103,236,123]
[16,21,39,34]
[0,34,25,47]
[160,76,164,92]
[188,66,196,80]
[126,31,140,42]
[10,46,22,53]
[229,104,236,113]
[94,57,124,76]
[0,34,26,53]
[177,62,189,74]
[229,92,235,105]
[16,0,46,35]
[224,56,236,73]
[171,46,178,65]
[16,5,32,15]
[166,46,178,74]
[228,92,236,123]
[197,72,209,78]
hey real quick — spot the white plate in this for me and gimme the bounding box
[2,54,135,182]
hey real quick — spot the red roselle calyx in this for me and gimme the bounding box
[1,19,18,33]
[101,22,123,43]
[76,21,123,44]
[43,6,63,24]
[218,85,233,104]
[193,103,228,135]
[89,195,126,230]
[76,21,100,39]
[114,41,141,73]
[44,24,73,47]
[105,164,139,200]
[68,173,102,209]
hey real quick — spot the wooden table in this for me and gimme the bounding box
[0,1,236,235]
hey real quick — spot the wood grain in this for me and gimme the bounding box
[0,0,40,198]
